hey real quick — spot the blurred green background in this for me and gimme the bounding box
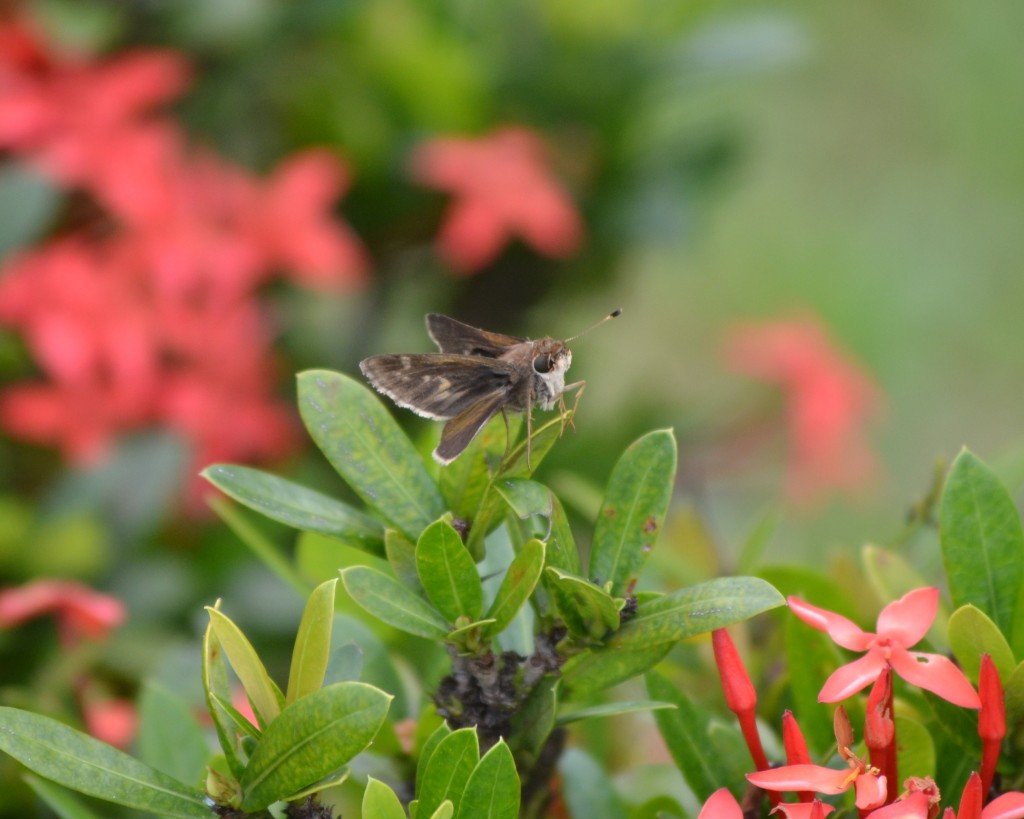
[2,0,1024,813]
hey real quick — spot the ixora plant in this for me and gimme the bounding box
[1,370,1024,819]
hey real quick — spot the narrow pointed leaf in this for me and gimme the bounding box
[940,449,1024,655]
[494,412,565,480]
[416,722,453,794]
[645,671,731,801]
[0,707,209,818]
[608,577,784,648]
[496,479,579,575]
[137,680,209,785]
[457,740,519,819]
[202,614,246,778]
[556,700,675,726]
[341,565,450,638]
[416,519,484,622]
[202,464,384,553]
[206,607,283,726]
[239,682,392,811]
[561,643,673,701]
[287,578,338,704]
[546,567,621,641]
[363,777,407,819]
[386,529,422,592]
[298,370,445,540]
[418,728,479,819]
[483,539,545,637]
[589,429,677,596]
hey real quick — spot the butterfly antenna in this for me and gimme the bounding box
[565,308,622,342]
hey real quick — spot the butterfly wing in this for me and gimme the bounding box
[360,353,514,420]
[435,391,508,464]
[426,314,525,357]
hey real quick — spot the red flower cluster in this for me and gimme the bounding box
[724,316,880,505]
[0,19,367,494]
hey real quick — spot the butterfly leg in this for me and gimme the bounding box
[500,408,512,460]
[559,380,586,435]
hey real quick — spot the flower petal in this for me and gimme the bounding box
[983,793,1024,819]
[875,587,937,647]
[818,648,887,702]
[854,772,887,810]
[864,792,932,819]
[698,788,743,819]
[772,802,835,819]
[888,646,981,709]
[747,764,851,795]
[788,596,872,650]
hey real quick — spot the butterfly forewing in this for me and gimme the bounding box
[426,314,524,357]
[360,354,514,420]
[435,391,509,464]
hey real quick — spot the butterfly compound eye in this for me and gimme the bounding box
[532,354,552,374]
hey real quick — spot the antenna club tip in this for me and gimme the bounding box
[610,308,622,318]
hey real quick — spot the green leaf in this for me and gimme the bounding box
[561,643,673,701]
[608,577,784,648]
[556,700,675,726]
[207,607,283,727]
[589,429,677,596]
[341,565,451,639]
[416,722,453,793]
[202,614,246,778]
[494,412,566,480]
[895,716,935,781]
[439,413,521,520]
[0,160,60,256]
[495,479,579,575]
[386,529,423,592]
[558,748,627,819]
[239,682,392,811]
[457,740,519,819]
[417,727,479,819]
[298,370,445,540]
[645,671,732,801]
[287,578,338,704]
[948,604,1016,682]
[416,519,484,622]
[940,449,1024,655]
[137,680,209,786]
[363,777,407,819]
[0,707,209,818]
[509,677,558,762]
[23,775,105,819]
[483,538,545,638]
[785,615,842,756]
[1004,660,1024,726]
[546,568,621,641]
[203,464,384,554]
[430,802,455,819]
[208,495,310,597]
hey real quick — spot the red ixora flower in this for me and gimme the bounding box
[410,126,584,273]
[0,579,125,644]
[724,316,879,505]
[789,587,980,709]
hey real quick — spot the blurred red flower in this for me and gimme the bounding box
[410,127,584,273]
[0,578,125,643]
[724,316,880,504]
[82,696,138,750]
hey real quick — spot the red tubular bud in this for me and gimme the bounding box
[978,654,1005,800]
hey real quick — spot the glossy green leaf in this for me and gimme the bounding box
[206,607,283,727]
[24,775,106,819]
[495,477,552,519]
[416,721,453,794]
[948,604,1016,682]
[203,464,384,554]
[202,613,246,778]
[282,769,351,804]
[940,449,1024,655]
[386,528,422,592]
[561,643,673,701]
[895,716,935,781]
[1004,660,1024,726]
[239,682,392,811]
[363,777,407,819]
[589,429,677,596]
[557,699,675,726]
[417,727,479,819]
[416,519,484,622]
[430,802,455,819]
[483,538,545,637]
[287,578,338,704]
[341,566,451,639]
[494,412,566,480]
[137,680,209,786]
[546,567,621,641]
[496,479,579,575]
[298,370,445,540]
[208,495,309,597]
[558,748,627,819]
[608,577,784,648]
[0,707,209,818]
[645,671,731,801]
[457,740,519,819]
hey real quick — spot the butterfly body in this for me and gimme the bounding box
[360,314,577,465]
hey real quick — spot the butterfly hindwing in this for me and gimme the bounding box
[426,314,525,357]
[360,353,514,420]
[435,391,509,464]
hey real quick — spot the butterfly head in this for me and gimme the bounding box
[530,339,572,409]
